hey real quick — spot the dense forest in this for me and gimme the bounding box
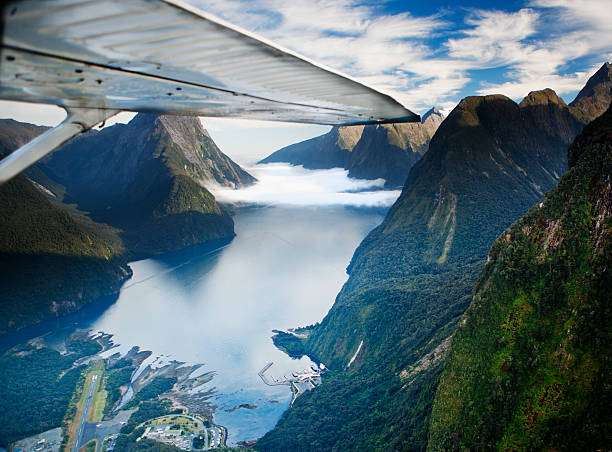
[0,338,102,447]
[429,102,612,451]
[0,174,131,333]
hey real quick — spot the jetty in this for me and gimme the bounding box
[258,362,324,404]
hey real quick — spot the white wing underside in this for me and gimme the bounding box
[0,0,419,182]
[0,0,418,126]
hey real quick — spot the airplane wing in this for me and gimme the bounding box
[0,0,419,182]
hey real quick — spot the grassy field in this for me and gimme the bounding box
[145,415,200,433]
[88,362,107,422]
[79,439,97,452]
[149,415,193,425]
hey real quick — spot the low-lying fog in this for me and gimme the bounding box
[212,163,401,207]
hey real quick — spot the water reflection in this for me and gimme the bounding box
[90,205,386,443]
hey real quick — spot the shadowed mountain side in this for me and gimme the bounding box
[0,114,252,333]
[570,62,612,123]
[429,102,612,452]
[39,114,254,257]
[256,90,589,452]
[259,125,364,170]
[0,175,131,334]
[259,108,444,187]
[0,119,49,155]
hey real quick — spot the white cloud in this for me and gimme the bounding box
[530,0,612,37]
[446,9,539,67]
[476,67,594,100]
[211,163,400,207]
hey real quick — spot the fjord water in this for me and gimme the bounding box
[86,165,396,443]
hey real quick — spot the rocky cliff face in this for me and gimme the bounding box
[40,114,254,256]
[429,102,612,452]
[308,91,578,371]
[256,90,592,452]
[259,108,445,187]
[347,108,445,186]
[42,114,254,203]
[259,125,365,170]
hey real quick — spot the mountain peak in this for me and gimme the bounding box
[570,62,612,123]
[455,94,514,111]
[443,94,514,129]
[123,113,255,189]
[519,88,567,108]
[568,98,612,168]
[430,101,612,451]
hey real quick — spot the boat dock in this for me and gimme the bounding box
[258,362,323,404]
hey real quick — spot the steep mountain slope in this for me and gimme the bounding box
[0,144,131,334]
[0,114,252,332]
[570,62,612,123]
[259,125,365,170]
[0,119,49,155]
[429,103,612,451]
[259,108,444,187]
[348,108,445,186]
[41,114,254,256]
[256,91,587,451]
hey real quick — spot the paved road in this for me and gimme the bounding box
[72,374,97,452]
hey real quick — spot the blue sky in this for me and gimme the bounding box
[1,0,610,164]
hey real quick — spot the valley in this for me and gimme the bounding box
[0,17,610,448]
[0,163,396,451]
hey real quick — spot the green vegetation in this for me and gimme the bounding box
[257,91,589,451]
[0,175,131,333]
[0,112,250,334]
[103,361,138,416]
[64,357,104,450]
[429,103,612,451]
[192,434,205,449]
[88,362,107,422]
[123,376,177,409]
[0,338,101,447]
[271,330,312,359]
[39,114,245,258]
[82,439,97,452]
[121,399,181,435]
[114,427,182,452]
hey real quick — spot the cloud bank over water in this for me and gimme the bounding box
[212,163,401,207]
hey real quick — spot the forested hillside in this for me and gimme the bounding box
[0,174,130,333]
[429,102,612,451]
[0,113,252,333]
[256,84,596,451]
[40,114,254,256]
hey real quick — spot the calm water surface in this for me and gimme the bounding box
[89,204,386,443]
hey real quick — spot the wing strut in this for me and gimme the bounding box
[0,108,118,184]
